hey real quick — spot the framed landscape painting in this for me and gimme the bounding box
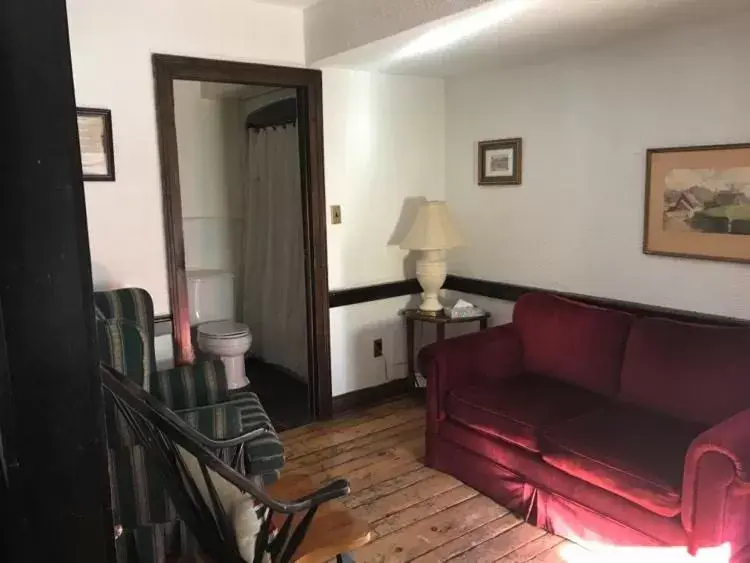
[644,143,750,263]
[478,138,522,185]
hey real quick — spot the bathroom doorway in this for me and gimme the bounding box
[153,55,331,426]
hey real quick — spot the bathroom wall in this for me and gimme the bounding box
[174,80,245,279]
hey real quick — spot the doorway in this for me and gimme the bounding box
[153,55,332,424]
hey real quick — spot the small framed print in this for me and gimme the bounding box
[77,107,115,181]
[478,138,522,185]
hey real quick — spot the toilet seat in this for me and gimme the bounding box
[197,320,250,340]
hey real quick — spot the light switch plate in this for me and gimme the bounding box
[331,205,342,225]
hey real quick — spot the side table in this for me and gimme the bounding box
[403,309,491,389]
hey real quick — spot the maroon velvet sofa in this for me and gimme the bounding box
[419,292,750,560]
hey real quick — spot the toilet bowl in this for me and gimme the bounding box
[196,320,252,390]
[187,269,252,390]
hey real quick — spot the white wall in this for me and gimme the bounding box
[322,68,446,394]
[175,81,245,275]
[67,0,305,317]
[445,14,750,320]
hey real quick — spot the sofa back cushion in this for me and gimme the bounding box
[620,317,750,425]
[513,293,635,395]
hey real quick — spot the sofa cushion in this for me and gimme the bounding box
[513,293,635,395]
[541,404,705,518]
[446,373,609,453]
[620,317,750,425]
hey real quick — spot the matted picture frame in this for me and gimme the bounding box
[77,107,115,181]
[644,142,750,264]
[478,137,522,185]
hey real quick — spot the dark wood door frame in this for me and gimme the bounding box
[152,54,332,420]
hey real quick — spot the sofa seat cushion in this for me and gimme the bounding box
[541,404,705,518]
[446,373,609,453]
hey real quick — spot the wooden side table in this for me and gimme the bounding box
[403,309,491,389]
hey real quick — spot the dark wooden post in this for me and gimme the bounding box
[0,1,116,562]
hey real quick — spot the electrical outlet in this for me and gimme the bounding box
[373,338,383,358]
[331,205,342,225]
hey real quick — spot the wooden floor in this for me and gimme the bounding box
[279,396,587,563]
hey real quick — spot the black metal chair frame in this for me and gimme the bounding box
[101,364,352,563]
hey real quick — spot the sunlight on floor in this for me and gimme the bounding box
[560,541,732,563]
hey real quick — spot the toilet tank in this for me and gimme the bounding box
[186,269,235,325]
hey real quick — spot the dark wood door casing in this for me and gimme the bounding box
[152,55,332,419]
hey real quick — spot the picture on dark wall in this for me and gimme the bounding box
[77,107,115,181]
[478,138,522,185]
[644,143,750,263]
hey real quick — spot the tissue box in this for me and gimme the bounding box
[443,306,485,319]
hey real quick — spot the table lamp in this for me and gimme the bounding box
[400,200,465,312]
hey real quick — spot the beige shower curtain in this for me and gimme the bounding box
[238,124,308,382]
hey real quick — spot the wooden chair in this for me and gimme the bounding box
[101,364,370,563]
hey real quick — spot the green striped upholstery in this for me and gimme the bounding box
[230,392,286,476]
[150,361,229,410]
[94,288,157,375]
[97,317,150,388]
[176,403,243,439]
[95,287,286,563]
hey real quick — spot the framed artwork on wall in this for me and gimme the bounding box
[77,107,115,181]
[644,142,750,264]
[478,137,522,185]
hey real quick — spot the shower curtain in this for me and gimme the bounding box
[239,124,308,382]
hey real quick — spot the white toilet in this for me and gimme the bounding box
[187,269,252,390]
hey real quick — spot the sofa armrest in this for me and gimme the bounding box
[418,324,523,426]
[682,408,750,552]
[150,360,230,410]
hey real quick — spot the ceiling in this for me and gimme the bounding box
[253,0,321,8]
[314,0,750,76]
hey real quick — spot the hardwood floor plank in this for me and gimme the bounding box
[306,436,425,492]
[352,471,462,524]
[497,535,565,563]
[412,512,523,562]
[528,540,589,562]
[284,407,425,460]
[344,466,436,509]
[280,397,416,442]
[368,485,480,540]
[278,398,575,563]
[352,495,509,562]
[447,520,546,562]
[286,420,424,473]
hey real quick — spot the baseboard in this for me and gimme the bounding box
[332,378,411,414]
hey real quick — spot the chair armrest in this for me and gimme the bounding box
[151,360,229,410]
[418,324,523,426]
[682,409,750,552]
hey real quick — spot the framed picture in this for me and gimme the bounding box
[478,138,522,185]
[644,142,750,264]
[77,107,115,181]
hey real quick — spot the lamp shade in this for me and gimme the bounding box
[399,201,465,250]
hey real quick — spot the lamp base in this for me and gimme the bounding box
[416,250,447,313]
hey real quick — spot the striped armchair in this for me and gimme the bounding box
[94,288,285,563]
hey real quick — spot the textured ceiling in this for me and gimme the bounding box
[253,0,321,8]
[313,0,750,76]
